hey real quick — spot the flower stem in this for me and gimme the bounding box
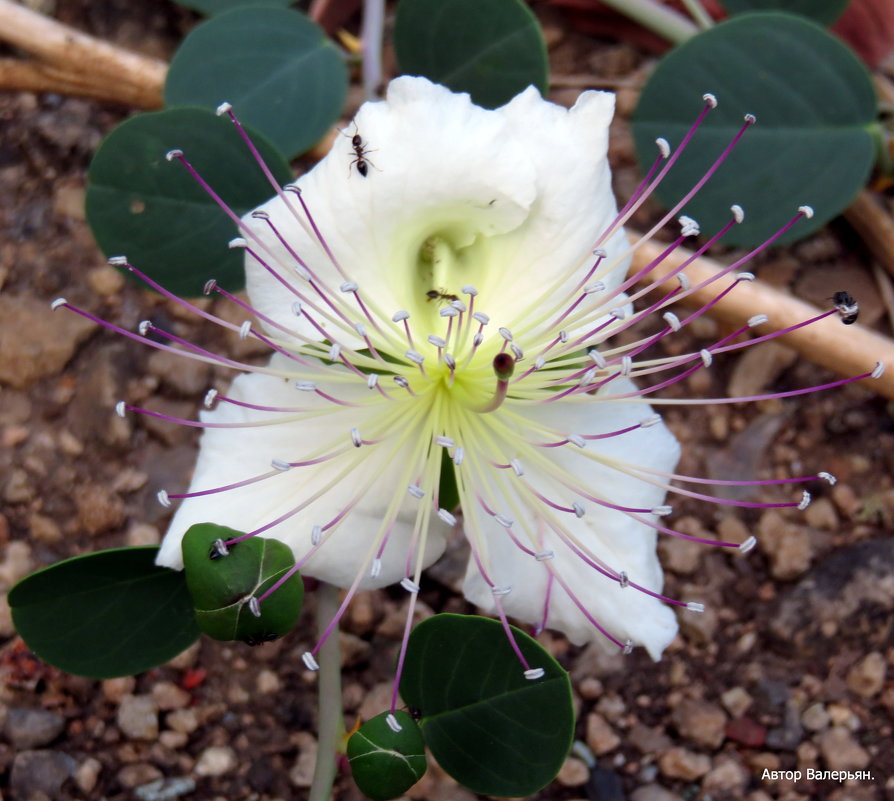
[361,0,385,100]
[597,0,698,44]
[307,582,344,801]
[679,0,714,30]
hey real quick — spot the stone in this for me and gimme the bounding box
[195,746,237,777]
[118,763,164,788]
[29,512,62,543]
[804,497,838,531]
[658,519,704,573]
[727,341,797,398]
[151,682,191,711]
[627,723,673,753]
[86,265,125,296]
[0,294,95,388]
[147,348,210,396]
[127,523,161,547]
[801,703,830,732]
[725,717,766,748]
[721,686,753,717]
[846,652,886,698]
[631,785,684,801]
[702,757,748,793]
[289,732,318,787]
[102,676,136,702]
[134,777,196,801]
[118,694,159,740]
[556,755,589,786]
[74,483,125,536]
[159,730,188,749]
[765,701,803,751]
[256,669,281,694]
[657,747,710,780]
[585,712,620,754]
[671,698,727,749]
[165,708,199,735]
[74,756,102,793]
[758,510,812,579]
[10,749,77,798]
[4,707,66,749]
[3,468,34,503]
[0,540,33,590]
[818,726,870,771]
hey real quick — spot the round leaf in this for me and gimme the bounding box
[9,547,199,679]
[181,523,303,644]
[174,0,292,16]
[721,0,850,26]
[165,6,347,157]
[394,0,548,109]
[631,13,877,246]
[348,711,427,801]
[85,107,292,297]
[400,614,573,797]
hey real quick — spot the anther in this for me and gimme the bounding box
[679,215,700,236]
[215,101,233,115]
[228,237,247,249]
[366,374,379,390]
[450,299,466,312]
[296,381,317,391]
[292,301,302,315]
[302,652,320,671]
[51,297,68,311]
[535,551,554,561]
[328,343,341,361]
[798,490,811,511]
[651,505,672,516]
[677,273,691,290]
[798,205,814,219]
[589,349,606,368]
[138,320,152,336]
[239,320,252,339]
[461,285,479,296]
[738,536,757,553]
[641,415,661,428]
[559,331,568,343]
[499,327,513,341]
[655,138,671,158]
[510,343,523,361]
[663,311,681,331]
[271,459,291,471]
[620,356,632,377]
[400,578,420,594]
[572,502,585,518]
[509,459,524,476]
[340,281,358,293]
[748,314,768,327]
[702,92,718,108]
[203,279,217,295]
[593,248,608,258]
[157,489,171,508]
[406,350,424,365]
[386,714,402,733]
[370,558,382,578]
[248,597,261,617]
[700,349,713,368]
[472,312,490,325]
[492,585,512,597]
[444,353,456,369]
[210,538,229,558]
[354,323,367,337]
[736,272,755,282]
[686,602,705,613]
[524,668,546,681]
[108,255,128,266]
[435,435,455,448]
[427,335,446,348]
[731,204,745,223]
[394,376,409,388]
[438,509,457,526]
[494,513,513,527]
[350,428,362,447]
[568,434,586,448]
[610,307,627,320]
[407,485,425,499]
[165,149,183,161]
[584,282,605,294]
[392,310,409,322]
[872,361,885,379]
[818,471,837,485]
[311,525,322,546]
[115,401,127,418]
[473,333,483,346]
[623,639,634,655]
[619,571,629,588]
[744,112,756,124]
[439,307,458,318]
[534,356,545,370]
[453,446,465,466]
[250,210,269,220]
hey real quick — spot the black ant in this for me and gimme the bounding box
[340,122,377,177]
[831,290,859,325]
[426,288,459,305]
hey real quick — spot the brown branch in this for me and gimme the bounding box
[844,190,894,282]
[0,0,165,108]
[630,236,894,400]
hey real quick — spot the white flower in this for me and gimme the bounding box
[151,76,683,658]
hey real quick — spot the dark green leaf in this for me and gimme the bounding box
[174,0,292,17]
[181,523,303,644]
[720,0,850,25]
[437,449,459,513]
[348,711,427,801]
[165,6,347,157]
[9,548,199,679]
[85,107,291,297]
[400,614,573,797]
[394,0,548,109]
[632,12,877,246]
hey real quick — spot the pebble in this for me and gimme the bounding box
[0,540,34,589]
[627,723,673,753]
[556,755,590,786]
[702,757,748,793]
[721,686,753,717]
[10,749,77,798]
[585,712,621,754]
[765,700,803,751]
[3,707,66,749]
[135,777,197,801]
[152,681,191,711]
[74,756,102,793]
[3,468,34,503]
[846,651,887,698]
[102,675,136,702]
[147,348,210,396]
[29,512,62,543]
[289,732,318,787]
[727,341,796,398]
[0,595,14,637]
[195,745,237,777]
[801,703,830,732]
[671,698,727,749]
[128,522,161,547]
[165,640,201,670]
[256,668,281,694]
[818,726,870,771]
[631,785,684,801]
[118,763,164,788]
[358,682,393,723]
[74,483,126,535]
[804,497,838,531]
[758,511,812,579]
[725,717,766,748]
[166,708,200,735]
[657,522,703,574]
[0,294,96,388]
[159,730,189,749]
[118,694,159,740]
[657,747,711,780]
[86,264,125,296]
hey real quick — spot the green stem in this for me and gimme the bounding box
[307,582,344,801]
[597,0,698,45]
[679,0,714,30]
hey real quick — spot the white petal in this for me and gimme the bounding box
[156,355,447,589]
[462,379,680,659]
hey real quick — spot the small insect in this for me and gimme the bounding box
[832,290,859,325]
[426,288,459,305]
[341,122,377,177]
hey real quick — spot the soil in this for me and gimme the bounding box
[1,2,893,801]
